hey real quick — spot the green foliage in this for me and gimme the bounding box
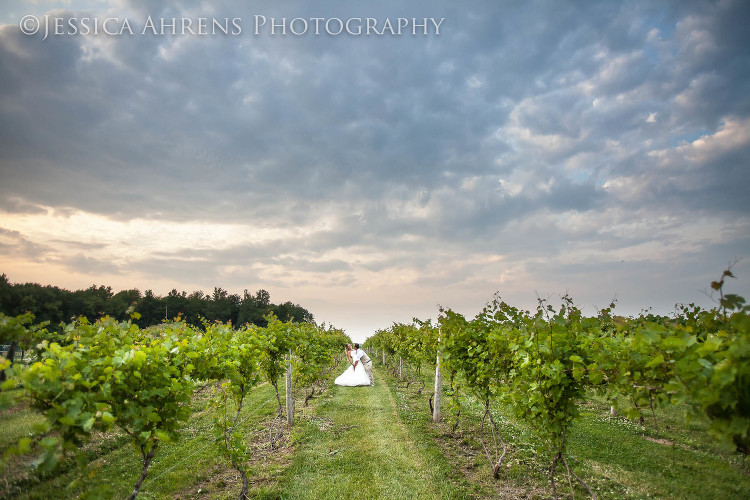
[379,268,750,493]
[0,312,35,345]
[9,317,196,494]
[366,317,439,390]
[668,299,750,453]
[292,322,348,392]
[505,296,596,456]
[2,312,348,499]
[197,322,264,499]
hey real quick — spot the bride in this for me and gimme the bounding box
[334,343,371,387]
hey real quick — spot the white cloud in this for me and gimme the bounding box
[1,0,749,337]
[678,117,750,162]
[646,117,750,170]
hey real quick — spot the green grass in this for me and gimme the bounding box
[384,359,750,499]
[0,396,46,450]
[261,366,472,499]
[565,396,750,499]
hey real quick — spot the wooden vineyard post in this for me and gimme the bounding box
[399,357,403,381]
[433,327,442,422]
[286,349,294,427]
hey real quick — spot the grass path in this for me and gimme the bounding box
[269,365,469,499]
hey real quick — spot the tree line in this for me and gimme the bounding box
[0,274,313,330]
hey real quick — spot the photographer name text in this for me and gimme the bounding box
[19,15,445,40]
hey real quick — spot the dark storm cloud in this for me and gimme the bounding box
[1,0,748,317]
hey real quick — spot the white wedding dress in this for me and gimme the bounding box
[334,362,372,387]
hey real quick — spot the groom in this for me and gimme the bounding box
[351,343,374,386]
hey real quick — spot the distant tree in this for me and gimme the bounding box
[17,285,39,317]
[136,290,164,326]
[67,285,112,320]
[228,292,241,325]
[205,287,229,323]
[105,289,141,321]
[256,289,270,308]
[33,285,64,326]
[1,280,65,328]
[238,289,273,327]
[0,277,315,332]
[0,274,13,312]
[272,301,313,323]
[184,291,207,326]
[164,289,187,321]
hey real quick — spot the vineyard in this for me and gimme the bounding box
[0,314,349,499]
[364,268,750,498]
[0,268,749,499]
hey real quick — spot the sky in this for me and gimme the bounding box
[1,0,749,342]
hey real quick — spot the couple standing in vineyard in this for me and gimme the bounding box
[334,343,374,386]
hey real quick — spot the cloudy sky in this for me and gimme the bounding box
[1,0,749,341]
